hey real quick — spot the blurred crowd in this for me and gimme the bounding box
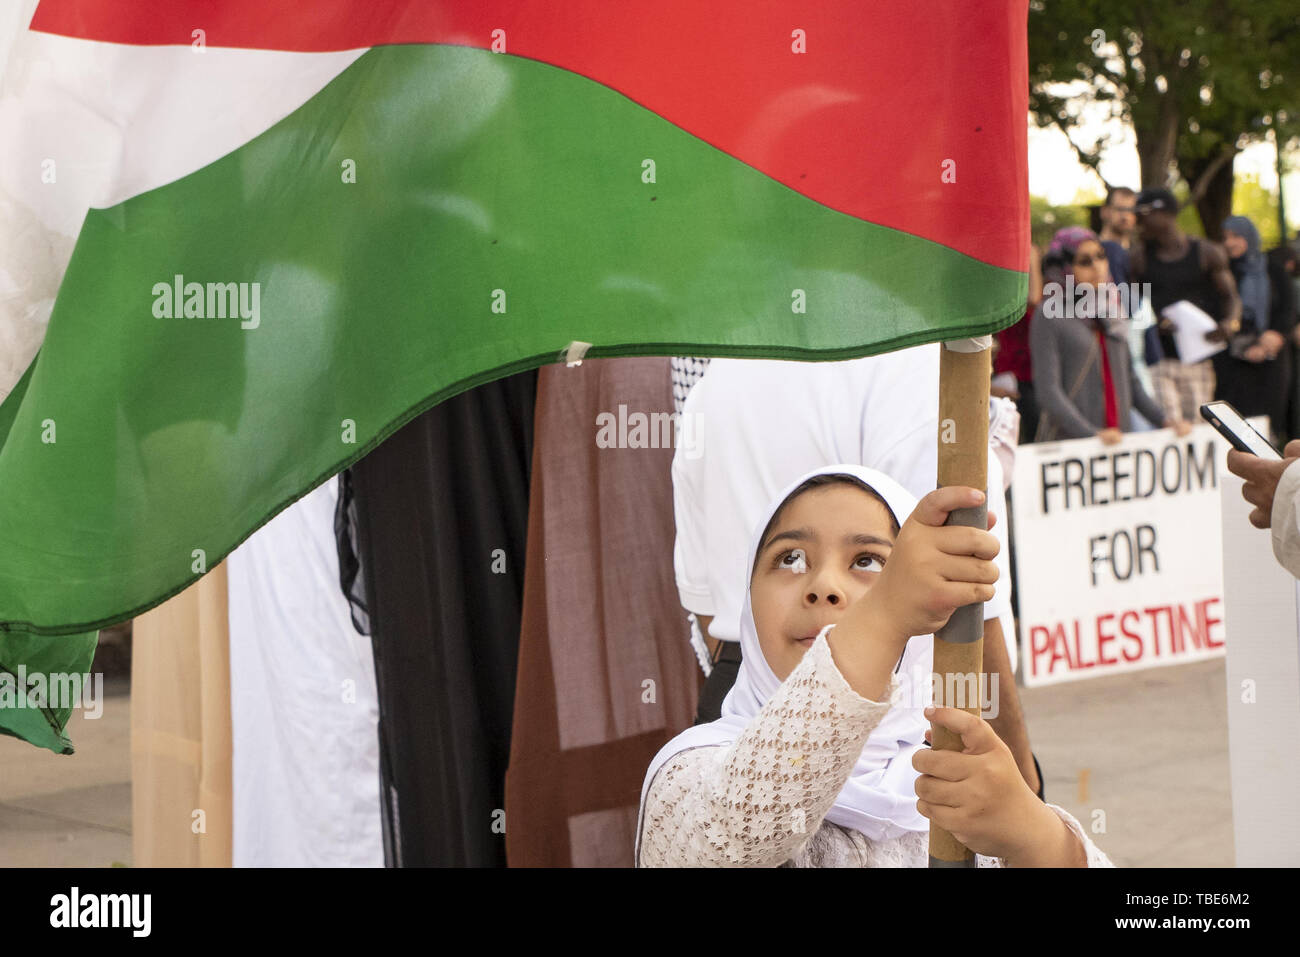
[993,187,1299,447]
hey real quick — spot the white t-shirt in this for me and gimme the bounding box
[672,346,1017,671]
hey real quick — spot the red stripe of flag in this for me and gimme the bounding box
[31,0,1028,270]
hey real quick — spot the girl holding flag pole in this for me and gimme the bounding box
[636,465,1113,867]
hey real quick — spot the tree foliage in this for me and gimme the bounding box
[1232,173,1286,247]
[1029,195,1090,248]
[1028,1,1298,236]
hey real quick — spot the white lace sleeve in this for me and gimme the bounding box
[1045,803,1115,867]
[976,803,1115,868]
[638,630,898,867]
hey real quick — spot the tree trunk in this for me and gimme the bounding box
[1137,93,1180,188]
[1183,152,1236,241]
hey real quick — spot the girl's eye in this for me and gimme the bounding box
[854,554,885,573]
[778,548,807,573]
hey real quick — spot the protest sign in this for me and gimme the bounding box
[1012,424,1231,687]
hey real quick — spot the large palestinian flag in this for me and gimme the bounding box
[0,0,1028,749]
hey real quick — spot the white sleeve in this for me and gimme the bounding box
[1270,461,1300,579]
[984,451,1013,627]
[866,415,1011,627]
[672,426,715,617]
[1043,804,1116,867]
[870,419,937,505]
[998,606,1018,674]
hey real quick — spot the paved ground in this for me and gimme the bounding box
[0,659,1234,867]
[1018,658,1233,867]
[0,677,132,867]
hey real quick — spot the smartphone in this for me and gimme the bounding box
[1200,401,1282,460]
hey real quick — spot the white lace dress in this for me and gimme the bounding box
[636,632,1113,867]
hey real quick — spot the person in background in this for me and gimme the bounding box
[1213,216,1293,443]
[1098,186,1138,259]
[1266,242,1300,441]
[1096,185,1159,426]
[992,238,1041,446]
[1030,227,1190,444]
[1128,188,1242,429]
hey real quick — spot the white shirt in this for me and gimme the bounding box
[672,347,1016,669]
[1271,460,1300,578]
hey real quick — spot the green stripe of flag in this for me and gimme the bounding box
[1,43,1023,641]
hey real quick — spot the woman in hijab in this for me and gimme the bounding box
[635,465,1112,867]
[1029,226,1184,443]
[1215,215,1290,441]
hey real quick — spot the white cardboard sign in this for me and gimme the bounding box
[1012,424,1231,687]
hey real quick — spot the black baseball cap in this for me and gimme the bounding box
[1135,187,1178,214]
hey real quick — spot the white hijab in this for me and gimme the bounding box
[637,464,932,861]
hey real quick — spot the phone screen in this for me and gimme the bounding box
[1201,402,1282,460]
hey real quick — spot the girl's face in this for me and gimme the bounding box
[1071,239,1110,286]
[1223,229,1248,260]
[749,484,896,681]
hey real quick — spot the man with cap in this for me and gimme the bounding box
[1128,187,1243,427]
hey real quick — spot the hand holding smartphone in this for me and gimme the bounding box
[1199,401,1282,460]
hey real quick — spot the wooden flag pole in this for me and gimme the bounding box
[929,336,992,867]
